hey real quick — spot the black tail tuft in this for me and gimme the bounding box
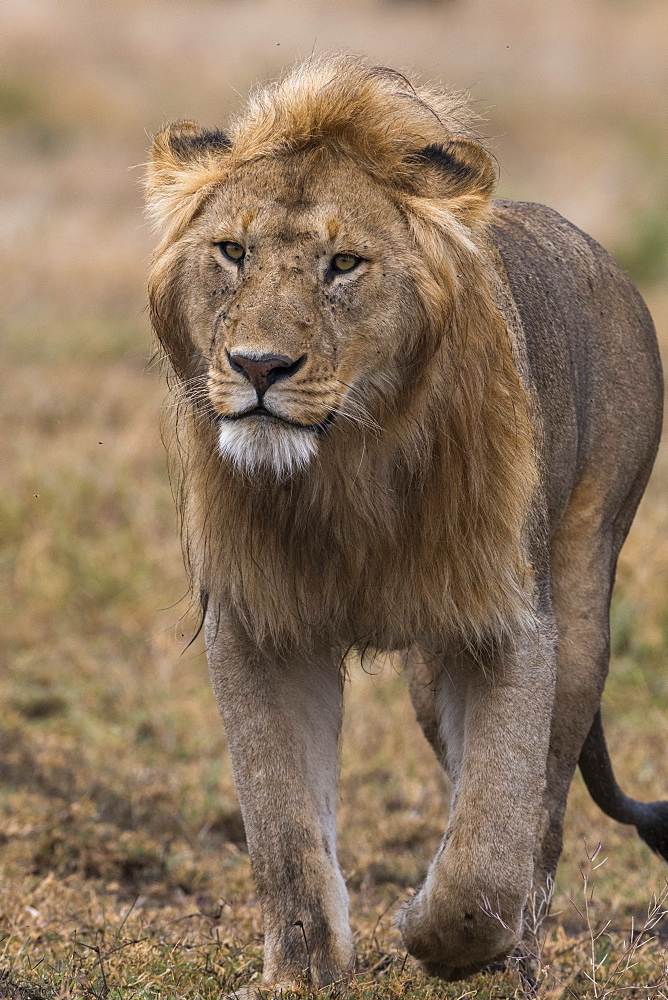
[579,709,668,863]
[635,800,668,863]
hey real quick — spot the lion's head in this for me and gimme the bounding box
[146,55,537,649]
[146,55,497,478]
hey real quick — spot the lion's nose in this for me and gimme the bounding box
[227,352,306,396]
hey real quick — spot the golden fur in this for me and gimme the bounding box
[146,53,538,655]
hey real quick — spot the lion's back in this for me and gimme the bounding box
[490,199,663,532]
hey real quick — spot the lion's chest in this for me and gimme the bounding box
[228,518,462,652]
[223,465,534,652]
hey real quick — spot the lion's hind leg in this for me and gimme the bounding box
[531,479,618,917]
[533,467,668,915]
[404,649,449,772]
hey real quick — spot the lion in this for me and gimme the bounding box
[145,54,666,989]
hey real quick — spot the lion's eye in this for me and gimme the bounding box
[331,253,361,273]
[219,241,245,262]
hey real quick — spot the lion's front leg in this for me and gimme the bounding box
[398,622,556,980]
[206,614,354,990]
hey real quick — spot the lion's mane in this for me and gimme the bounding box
[147,54,539,654]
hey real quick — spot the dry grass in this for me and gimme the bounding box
[1,1,667,996]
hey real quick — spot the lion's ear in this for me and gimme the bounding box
[411,139,496,220]
[145,122,230,241]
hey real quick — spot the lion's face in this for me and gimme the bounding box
[175,154,426,476]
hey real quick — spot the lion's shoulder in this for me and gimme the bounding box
[489,197,657,377]
[489,198,661,527]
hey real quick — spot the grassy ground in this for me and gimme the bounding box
[1,2,667,997]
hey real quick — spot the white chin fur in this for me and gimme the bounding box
[217,418,318,477]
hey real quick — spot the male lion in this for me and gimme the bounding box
[146,55,666,988]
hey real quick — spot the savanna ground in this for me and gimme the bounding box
[1,1,667,997]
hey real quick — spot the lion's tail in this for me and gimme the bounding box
[578,709,668,863]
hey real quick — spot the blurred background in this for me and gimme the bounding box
[1,1,667,996]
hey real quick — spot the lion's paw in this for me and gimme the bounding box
[225,984,301,1000]
[397,888,518,981]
